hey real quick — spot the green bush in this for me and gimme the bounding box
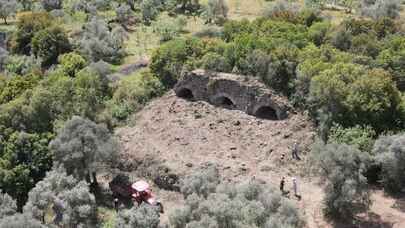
[171,168,305,228]
[58,52,87,77]
[115,204,160,228]
[150,37,204,87]
[310,142,371,219]
[10,12,53,55]
[328,124,376,153]
[374,134,405,194]
[31,26,71,68]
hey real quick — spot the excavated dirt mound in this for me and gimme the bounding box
[117,91,315,181]
[115,91,405,228]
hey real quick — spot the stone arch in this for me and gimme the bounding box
[254,105,279,120]
[211,93,235,109]
[177,87,194,100]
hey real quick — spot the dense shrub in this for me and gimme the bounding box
[10,12,53,55]
[0,213,45,228]
[41,0,63,11]
[5,55,41,76]
[50,116,118,183]
[150,37,204,87]
[140,0,161,24]
[203,0,228,25]
[310,142,371,219]
[360,0,401,20]
[309,63,402,132]
[0,132,53,209]
[0,0,17,25]
[80,18,127,64]
[23,167,97,226]
[0,192,17,219]
[152,14,187,42]
[58,52,87,77]
[0,73,40,105]
[171,167,305,228]
[106,69,164,123]
[31,26,71,68]
[374,134,405,194]
[328,124,376,153]
[115,204,160,228]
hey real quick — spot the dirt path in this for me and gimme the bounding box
[116,91,405,227]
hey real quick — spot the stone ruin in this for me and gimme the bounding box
[174,69,291,120]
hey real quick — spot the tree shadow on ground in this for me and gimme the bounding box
[333,212,393,228]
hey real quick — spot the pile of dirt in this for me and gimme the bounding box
[115,91,405,228]
[116,91,315,182]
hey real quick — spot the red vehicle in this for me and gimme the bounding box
[110,175,164,213]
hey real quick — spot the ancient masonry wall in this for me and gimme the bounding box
[174,69,291,120]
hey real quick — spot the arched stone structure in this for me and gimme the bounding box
[177,87,194,100]
[174,69,291,120]
[211,93,236,109]
[254,106,278,120]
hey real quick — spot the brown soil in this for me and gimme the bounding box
[116,91,405,228]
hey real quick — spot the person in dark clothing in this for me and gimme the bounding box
[280,177,285,193]
[114,198,119,212]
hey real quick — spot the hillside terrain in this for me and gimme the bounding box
[116,91,405,228]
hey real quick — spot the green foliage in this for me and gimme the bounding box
[0,74,40,105]
[152,14,187,42]
[5,55,41,76]
[0,192,17,219]
[172,171,305,228]
[23,167,97,227]
[180,165,219,198]
[310,142,371,219]
[374,134,405,194]
[31,26,71,68]
[80,18,127,64]
[58,52,87,77]
[107,69,164,123]
[150,37,204,87]
[10,12,53,55]
[0,0,17,24]
[140,0,161,24]
[0,132,53,209]
[200,52,231,72]
[203,0,228,25]
[328,124,376,153]
[309,63,402,132]
[50,116,118,183]
[0,213,45,228]
[308,21,331,46]
[115,204,160,228]
[41,0,63,11]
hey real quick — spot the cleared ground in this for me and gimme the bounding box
[115,91,405,227]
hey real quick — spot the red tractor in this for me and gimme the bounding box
[109,174,164,213]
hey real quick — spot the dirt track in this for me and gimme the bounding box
[116,91,405,228]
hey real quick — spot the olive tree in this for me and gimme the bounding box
[0,213,45,228]
[49,116,119,184]
[41,0,62,11]
[80,17,127,64]
[23,167,97,227]
[203,0,228,25]
[0,0,17,25]
[360,0,401,19]
[171,166,305,228]
[0,192,17,219]
[310,142,371,219]
[115,204,160,228]
[374,134,405,194]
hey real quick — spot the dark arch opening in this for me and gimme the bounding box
[255,106,278,120]
[214,96,235,109]
[177,88,194,100]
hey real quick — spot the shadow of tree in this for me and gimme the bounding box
[333,212,393,228]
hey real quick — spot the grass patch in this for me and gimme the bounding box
[98,207,117,228]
